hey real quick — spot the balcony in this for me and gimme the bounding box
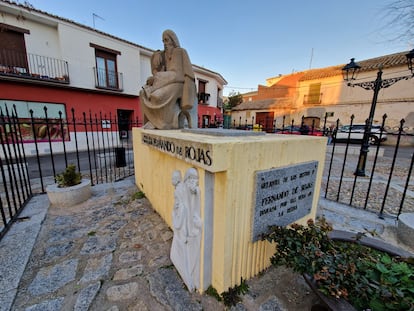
[198,92,210,104]
[0,48,70,84]
[303,93,323,105]
[93,67,123,91]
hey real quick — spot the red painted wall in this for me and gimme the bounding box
[0,81,141,121]
[1,81,219,129]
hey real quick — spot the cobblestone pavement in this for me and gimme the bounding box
[321,147,414,216]
[3,177,321,311]
[1,146,413,311]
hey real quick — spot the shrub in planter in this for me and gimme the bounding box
[47,164,91,207]
[55,164,82,187]
[262,219,414,311]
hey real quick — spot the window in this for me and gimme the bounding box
[96,50,117,88]
[198,80,206,93]
[197,79,210,104]
[0,23,30,73]
[90,43,120,89]
[217,87,223,108]
[305,83,322,105]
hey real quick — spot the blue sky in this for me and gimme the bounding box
[24,0,411,96]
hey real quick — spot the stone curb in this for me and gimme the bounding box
[0,195,49,311]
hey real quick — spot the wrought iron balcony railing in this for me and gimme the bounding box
[198,92,210,104]
[93,67,123,91]
[0,48,70,83]
[303,93,323,105]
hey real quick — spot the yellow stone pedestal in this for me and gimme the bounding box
[132,128,326,293]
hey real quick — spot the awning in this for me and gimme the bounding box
[198,105,222,120]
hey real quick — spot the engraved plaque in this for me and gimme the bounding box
[251,161,318,242]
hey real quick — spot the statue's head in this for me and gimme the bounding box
[162,29,180,49]
[184,168,199,194]
[172,170,182,187]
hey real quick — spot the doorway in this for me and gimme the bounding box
[117,109,133,139]
[256,112,275,132]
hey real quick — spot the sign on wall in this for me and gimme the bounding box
[0,100,69,143]
[142,132,213,167]
[251,161,318,242]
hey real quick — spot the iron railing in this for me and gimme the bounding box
[324,115,414,218]
[231,113,414,218]
[0,48,70,83]
[93,67,123,91]
[303,92,323,105]
[232,115,324,135]
[1,107,413,241]
[0,105,141,239]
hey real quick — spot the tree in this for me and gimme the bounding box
[382,0,414,44]
[224,92,243,110]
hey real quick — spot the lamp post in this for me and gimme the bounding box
[342,49,414,176]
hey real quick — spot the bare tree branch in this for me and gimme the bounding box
[380,0,414,45]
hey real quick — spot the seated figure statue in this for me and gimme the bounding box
[140,29,197,130]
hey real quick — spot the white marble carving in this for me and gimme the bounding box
[170,168,202,291]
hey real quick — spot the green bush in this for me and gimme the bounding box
[221,278,249,307]
[206,279,248,307]
[262,219,414,311]
[55,164,82,187]
[131,191,146,200]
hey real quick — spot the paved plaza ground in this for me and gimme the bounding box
[1,146,413,310]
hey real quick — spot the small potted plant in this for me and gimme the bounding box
[46,164,91,207]
[262,218,414,311]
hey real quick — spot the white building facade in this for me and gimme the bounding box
[0,0,227,156]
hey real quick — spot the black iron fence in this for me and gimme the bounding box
[232,114,326,135]
[1,107,413,240]
[231,113,414,219]
[0,105,141,239]
[324,115,414,219]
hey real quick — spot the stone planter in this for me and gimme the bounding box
[397,213,414,249]
[46,179,91,207]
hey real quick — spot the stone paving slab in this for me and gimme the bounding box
[1,176,413,311]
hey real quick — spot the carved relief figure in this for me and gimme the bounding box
[140,30,197,130]
[170,168,202,291]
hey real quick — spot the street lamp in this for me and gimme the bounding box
[342,49,414,176]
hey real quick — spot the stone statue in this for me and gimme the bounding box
[140,30,197,130]
[170,168,202,291]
